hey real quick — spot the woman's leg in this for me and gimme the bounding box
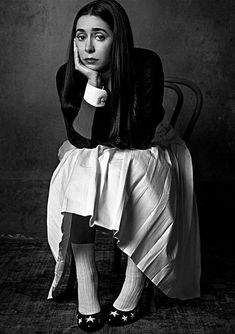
[113,256,146,311]
[69,213,100,315]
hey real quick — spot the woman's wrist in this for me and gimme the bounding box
[84,82,108,107]
[88,74,102,88]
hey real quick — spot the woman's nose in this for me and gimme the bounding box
[85,37,95,53]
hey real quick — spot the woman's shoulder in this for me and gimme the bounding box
[133,48,163,72]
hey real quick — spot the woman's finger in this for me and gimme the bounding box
[74,40,84,71]
[73,40,80,69]
[74,40,88,73]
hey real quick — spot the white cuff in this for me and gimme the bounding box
[84,83,108,107]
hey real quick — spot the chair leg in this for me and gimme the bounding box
[113,240,122,273]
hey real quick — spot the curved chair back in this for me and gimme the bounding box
[164,77,203,143]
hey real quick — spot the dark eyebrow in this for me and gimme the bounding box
[76,28,108,33]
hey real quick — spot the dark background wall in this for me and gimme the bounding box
[0,0,234,182]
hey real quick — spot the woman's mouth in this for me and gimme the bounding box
[84,58,98,64]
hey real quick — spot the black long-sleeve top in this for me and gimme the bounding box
[56,48,165,149]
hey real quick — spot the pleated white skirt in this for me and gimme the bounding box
[47,123,201,300]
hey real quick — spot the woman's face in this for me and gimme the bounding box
[75,15,113,72]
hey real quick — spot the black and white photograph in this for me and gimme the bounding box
[0,0,234,333]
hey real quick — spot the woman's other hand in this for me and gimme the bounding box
[74,40,101,87]
[58,140,75,161]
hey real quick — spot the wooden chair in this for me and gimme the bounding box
[112,77,203,272]
[164,77,203,143]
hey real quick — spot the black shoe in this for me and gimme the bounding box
[107,305,142,327]
[76,311,105,333]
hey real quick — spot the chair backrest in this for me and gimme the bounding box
[164,77,203,143]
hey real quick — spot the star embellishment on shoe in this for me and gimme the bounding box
[77,318,83,324]
[86,316,95,323]
[130,312,135,319]
[110,310,119,317]
[122,315,128,322]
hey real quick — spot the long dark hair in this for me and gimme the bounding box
[61,0,136,147]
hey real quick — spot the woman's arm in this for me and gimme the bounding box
[56,39,108,149]
[56,65,107,148]
[56,65,93,148]
[131,49,165,148]
[72,83,108,139]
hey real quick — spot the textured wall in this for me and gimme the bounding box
[0,0,234,181]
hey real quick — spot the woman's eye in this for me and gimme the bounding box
[76,34,86,41]
[96,34,105,41]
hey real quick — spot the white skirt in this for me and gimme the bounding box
[47,123,201,300]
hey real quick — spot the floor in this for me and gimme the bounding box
[0,179,234,333]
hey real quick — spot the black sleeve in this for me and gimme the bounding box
[131,50,165,148]
[56,65,97,149]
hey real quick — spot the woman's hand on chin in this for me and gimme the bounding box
[73,40,101,88]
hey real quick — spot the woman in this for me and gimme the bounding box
[47,0,201,332]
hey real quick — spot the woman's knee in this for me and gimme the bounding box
[70,214,96,244]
